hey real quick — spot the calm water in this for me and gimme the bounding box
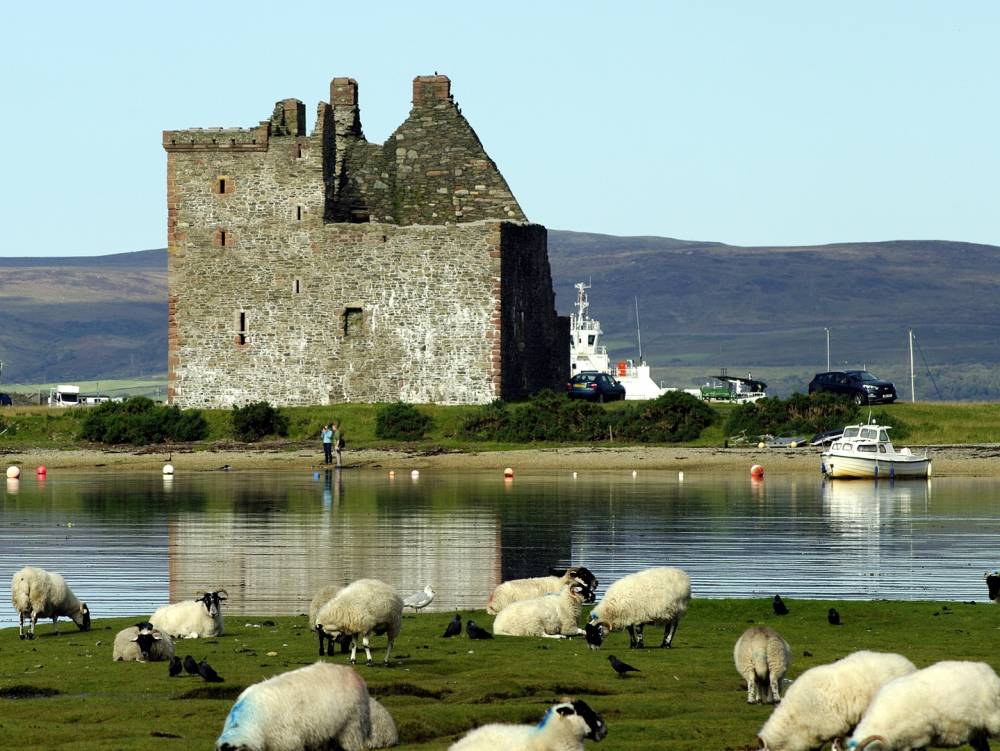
[2,469,999,626]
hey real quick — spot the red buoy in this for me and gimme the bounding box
[750,464,765,478]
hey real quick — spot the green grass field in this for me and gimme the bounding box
[1,599,995,750]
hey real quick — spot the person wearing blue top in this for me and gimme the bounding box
[320,424,333,465]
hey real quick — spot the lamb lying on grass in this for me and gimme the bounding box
[112,622,175,662]
[493,582,592,638]
[486,566,598,615]
[448,697,607,750]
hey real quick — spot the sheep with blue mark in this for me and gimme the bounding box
[11,565,91,640]
[492,581,592,638]
[585,566,690,649]
[112,621,175,662]
[314,578,402,667]
[448,697,607,750]
[843,660,1000,751]
[150,589,227,639]
[216,662,371,751]
[486,566,598,615]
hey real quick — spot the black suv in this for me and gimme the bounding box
[807,370,897,405]
[0,393,11,407]
[566,371,626,402]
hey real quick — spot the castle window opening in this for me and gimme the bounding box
[237,311,247,345]
[296,143,303,158]
[296,205,303,221]
[218,178,226,193]
[220,230,227,247]
[293,279,301,294]
[344,307,363,337]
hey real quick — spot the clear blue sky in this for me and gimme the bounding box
[3,1,998,256]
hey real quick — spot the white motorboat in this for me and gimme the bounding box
[569,282,668,400]
[821,422,931,480]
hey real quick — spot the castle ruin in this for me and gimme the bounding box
[164,74,568,407]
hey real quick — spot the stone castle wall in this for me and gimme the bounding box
[165,75,566,407]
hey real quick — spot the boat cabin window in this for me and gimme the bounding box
[587,335,596,346]
[843,428,860,438]
[861,428,877,439]
[831,443,841,450]
[879,430,889,442]
[858,444,877,453]
[879,444,888,453]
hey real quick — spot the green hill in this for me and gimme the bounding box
[1,235,997,399]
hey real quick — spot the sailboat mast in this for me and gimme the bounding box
[909,329,916,402]
[634,296,642,362]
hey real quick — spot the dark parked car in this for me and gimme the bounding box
[808,370,897,405]
[0,393,11,407]
[566,371,626,402]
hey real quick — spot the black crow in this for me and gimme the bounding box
[168,655,182,677]
[443,614,462,638]
[466,619,493,640]
[773,595,789,616]
[828,607,841,625]
[198,658,224,683]
[183,655,200,676]
[608,654,640,678]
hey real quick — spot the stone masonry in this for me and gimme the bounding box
[164,75,568,407]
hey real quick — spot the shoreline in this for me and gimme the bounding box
[3,443,1000,475]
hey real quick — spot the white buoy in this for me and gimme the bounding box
[631,470,637,478]
[162,464,174,475]
[6,466,20,479]
[678,471,684,481]
[503,467,514,478]
[410,469,419,479]
[572,471,578,479]
[388,470,395,478]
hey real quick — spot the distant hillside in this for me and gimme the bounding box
[2,234,998,399]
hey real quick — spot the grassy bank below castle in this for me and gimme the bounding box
[0,598,995,750]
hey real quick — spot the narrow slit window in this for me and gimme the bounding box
[220,230,227,247]
[296,143,303,158]
[296,205,302,221]
[293,279,301,294]
[218,178,226,193]
[344,308,363,337]
[237,312,247,345]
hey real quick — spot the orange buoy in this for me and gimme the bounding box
[750,464,765,478]
[617,361,627,376]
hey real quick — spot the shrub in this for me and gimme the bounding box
[231,401,289,442]
[725,392,859,438]
[375,402,433,441]
[79,397,209,445]
[615,391,716,443]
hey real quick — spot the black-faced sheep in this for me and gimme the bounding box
[314,578,402,667]
[733,625,790,704]
[448,697,608,750]
[309,584,351,656]
[112,622,175,662]
[216,662,371,751]
[585,566,690,649]
[486,566,598,615]
[11,565,91,639]
[845,660,1000,751]
[758,650,917,751]
[493,582,592,638]
[150,589,227,639]
[985,571,1000,603]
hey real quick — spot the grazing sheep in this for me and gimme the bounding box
[493,582,592,638]
[367,696,398,749]
[216,662,371,751]
[486,566,599,615]
[845,661,1000,751]
[448,697,608,750]
[309,584,350,656]
[585,567,690,649]
[315,578,402,667]
[150,589,227,639]
[11,566,91,639]
[733,626,790,704]
[758,650,917,751]
[112,622,175,662]
[985,571,1000,603]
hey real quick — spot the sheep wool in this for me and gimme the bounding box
[112,624,175,662]
[733,625,791,704]
[758,650,917,751]
[448,697,607,751]
[586,567,690,649]
[150,590,227,639]
[493,583,590,638]
[309,584,345,656]
[216,662,371,751]
[847,660,1000,751]
[315,578,403,667]
[11,566,91,639]
[367,696,398,749]
[486,566,598,615]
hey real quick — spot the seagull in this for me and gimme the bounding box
[466,619,493,640]
[198,658,224,683]
[402,585,435,612]
[608,654,640,678]
[773,594,789,616]
[183,654,200,676]
[443,614,462,638]
[828,608,841,626]
[168,655,182,677]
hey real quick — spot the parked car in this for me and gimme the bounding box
[0,393,11,407]
[807,370,897,405]
[566,371,626,402]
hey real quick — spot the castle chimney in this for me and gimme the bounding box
[330,77,358,106]
[412,74,451,106]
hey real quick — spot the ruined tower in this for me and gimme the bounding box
[164,74,568,407]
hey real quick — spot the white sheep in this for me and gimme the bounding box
[448,697,608,750]
[216,662,372,751]
[758,650,917,751]
[315,578,403,667]
[367,696,398,749]
[112,622,175,662]
[486,566,599,615]
[733,625,790,704]
[150,589,227,639]
[493,582,591,638]
[845,660,1000,751]
[585,567,690,649]
[11,565,91,639]
[309,584,349,656]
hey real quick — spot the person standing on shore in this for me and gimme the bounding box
[320,423,333,465]
[332,420,343,468]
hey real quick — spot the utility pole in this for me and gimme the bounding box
[824,328,830,371]
[909,329,916,402]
